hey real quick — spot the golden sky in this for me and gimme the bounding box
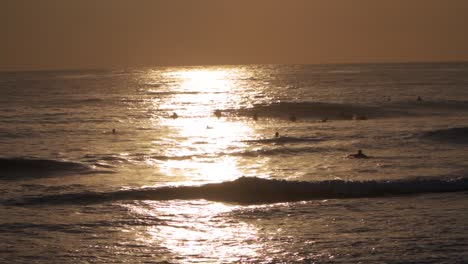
[1,0,468,70]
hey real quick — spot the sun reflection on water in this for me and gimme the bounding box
[159,68,247,117]
[127,201,261,262]
[143,67,259,184]
[129,68,268,260]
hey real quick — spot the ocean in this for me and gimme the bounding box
[1,63,468,263]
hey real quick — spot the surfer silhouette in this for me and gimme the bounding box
[112,129,116,134]
[289,113,297,122]
[275,131,279,138]
[253,112,258,121]
[171,112,179,119]
[348,149,368,159]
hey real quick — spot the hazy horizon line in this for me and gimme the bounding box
[2,59,467,73]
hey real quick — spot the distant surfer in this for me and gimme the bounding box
[171,112,179,119]
[275,131,279,138]
[289,113,297,122]
[348,149,368,159]
[214,109,222,118]
[112,129,116,134]
[352,114,367,120]
[253,112,258,121]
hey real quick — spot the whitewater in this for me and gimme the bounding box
[1,63,468,263]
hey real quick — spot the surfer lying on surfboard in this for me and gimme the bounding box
[347,149,369,159]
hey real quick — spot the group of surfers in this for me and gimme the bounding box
[114,110,370,159]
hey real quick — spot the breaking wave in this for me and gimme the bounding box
[8,176,468,206]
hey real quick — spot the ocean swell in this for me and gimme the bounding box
[234,102,377,120]
[8,176,468,206]
[228,100,468,120]
[241,136,327,144]
[0,157,110,180]
[422,127,468,143]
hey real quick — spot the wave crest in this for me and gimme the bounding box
[0,157,111,180]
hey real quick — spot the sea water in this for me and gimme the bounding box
[1,63,468,263]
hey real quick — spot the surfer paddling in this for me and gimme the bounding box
[289,113,297,122]
[253,111,258,121]
[347,149,368,159]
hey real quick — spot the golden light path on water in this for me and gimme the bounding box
[132,68,265,260]
[160,68,248,117]
[147,67,261,184]
[127,201,262,262]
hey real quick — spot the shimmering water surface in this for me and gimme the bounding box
[1,63,468,263]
